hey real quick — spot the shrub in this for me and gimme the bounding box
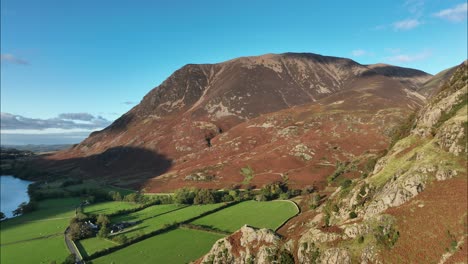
[349,211,358,219]
[340,179,352,189]
[62,254,76,264]
[358,236,364,243]
[279,192,290,200]
[279,251,295,264]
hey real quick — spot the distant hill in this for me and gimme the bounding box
[2,144,72,153]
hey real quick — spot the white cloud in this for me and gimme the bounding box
[0,112,111,131]
[393,19,422,30]
[386,50,431,63]
[433,3,467,22]
[1,128,102,135]
[0,53,29,65]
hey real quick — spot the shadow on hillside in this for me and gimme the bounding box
[29,146,173,190]
[363,65,429,78]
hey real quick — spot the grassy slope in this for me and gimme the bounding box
[93,228,224,264]
[0,198,81,264]
[191,200,299,232]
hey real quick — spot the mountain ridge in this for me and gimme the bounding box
[36,52,445,193]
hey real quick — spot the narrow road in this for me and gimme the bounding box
[64,227,84,264]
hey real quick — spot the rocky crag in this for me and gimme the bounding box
[199,61,467,263]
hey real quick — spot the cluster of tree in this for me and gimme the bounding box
[0,211,5,220]
[60,179,83,187]
[108,191,173,205]
[12,201,38,216]
[67,216,94,241]
[256,182,300,201]
[173,188,248,205]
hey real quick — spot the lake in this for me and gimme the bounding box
[0,175,33,218]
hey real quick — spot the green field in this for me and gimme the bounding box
[84,201,139,215]
[111,203,224,239]
[0,236,70,264]
[76,237,117,258]
[0,198,81,264]
[92,228,223,264]
[191,200,299,232]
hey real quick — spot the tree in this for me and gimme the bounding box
[13,201,37,216]
[0,211,5,220]
[96,214,110,227]
[193,189,215,204]
[174,188,196,204]
[109,191,122,201]
[97,225,110,238]
[123,193,143,203]
[68,221,93,241]
[62,254,76,264]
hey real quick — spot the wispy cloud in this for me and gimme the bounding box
[0,112,111,131]
[404,0,425,16]
[393,19,422,30]
[123,101,137,105]
[58,113,95,121]
[433,3,467,22]
[386,50,431,63]
[352,49,367,57]
[0,53,29,65]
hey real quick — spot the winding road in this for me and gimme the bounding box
[64,227,84,264]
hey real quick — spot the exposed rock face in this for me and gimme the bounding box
[199,225,281,264]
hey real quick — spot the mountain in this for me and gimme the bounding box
[39,52,435,192]
[198,61,467,263]
[417,64,459,98]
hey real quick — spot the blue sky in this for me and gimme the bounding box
[1,0,467,139]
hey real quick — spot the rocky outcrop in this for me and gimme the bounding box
[200,225,281,264]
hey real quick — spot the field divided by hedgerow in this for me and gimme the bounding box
[191,200,299,232]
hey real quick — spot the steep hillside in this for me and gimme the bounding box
[199,61,467,263]
[417,65,458,98]
[39,53,430,191]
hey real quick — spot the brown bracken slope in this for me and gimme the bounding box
[40,53,434,192]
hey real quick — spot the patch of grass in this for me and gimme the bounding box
[370,135,464,188]
[84,201,140,216]
[92,228,224,264]
[76,237,117,258]
[240,166,255,185]
[0,198,81,264]
[0,236,70,264]
[0,198,80,244]
[191,200,298,232]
